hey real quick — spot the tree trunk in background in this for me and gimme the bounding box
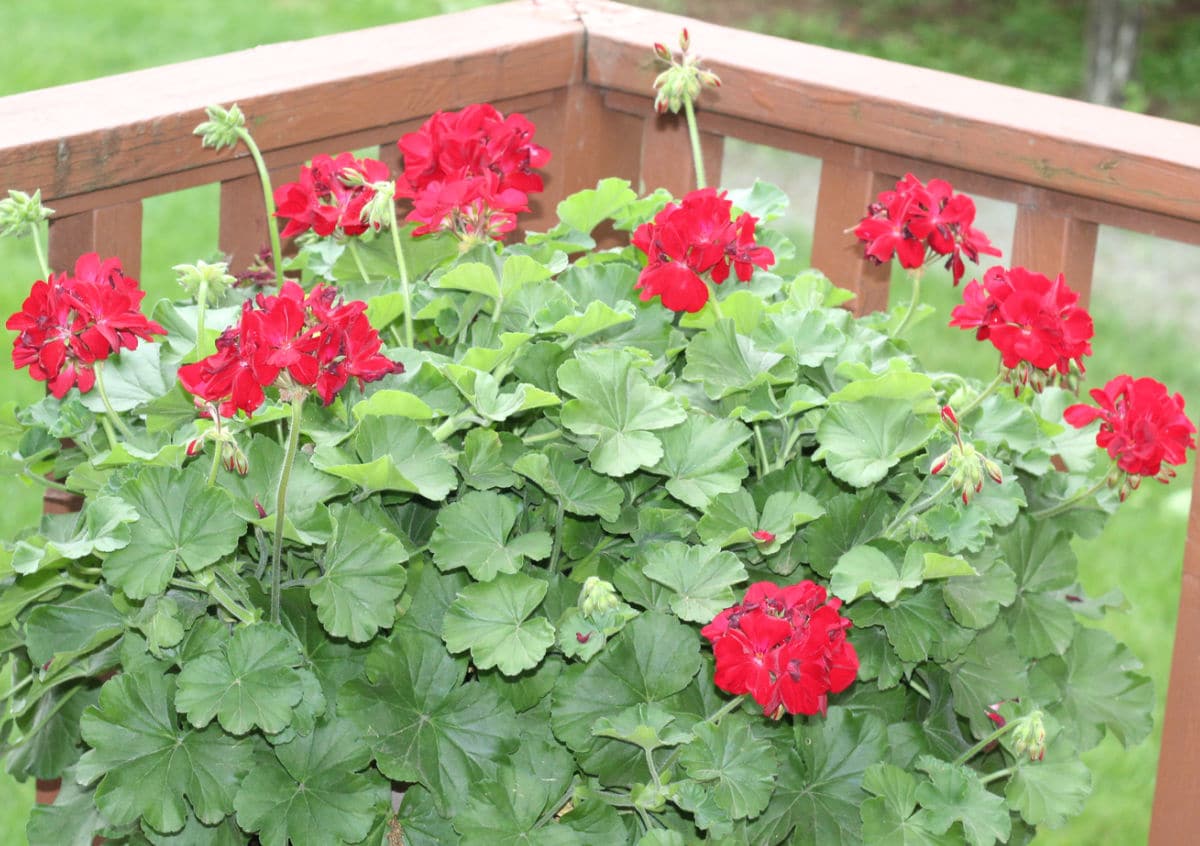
[1085,0,1144,107]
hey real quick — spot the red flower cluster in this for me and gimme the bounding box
[1064,375,1196,482]
[274,153,392,239]
[702,581,858,718]
[853,173,1000,285]
[7,253,165,397]
[178,281,403,417]
[395,103,549,240]
[631,188,775,313]
[949,265,1093,388]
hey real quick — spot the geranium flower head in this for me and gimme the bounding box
[1064,374,1196,483]
[274,153,393,239]
[950,265,1093,391]
[6,253,164,397]
[631,188,775,313]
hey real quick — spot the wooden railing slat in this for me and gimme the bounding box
[48,201,144,278]
[810,162,892,315]
[1011,206,1099,304]
[637,112,724,198]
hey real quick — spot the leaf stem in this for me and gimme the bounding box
[1,673,33,702]
[954,721,1017,767]
[705,283,725,321]
[234,127,284,288]
[93,362,134,440]
[1031,474,1112,520]
[644,747,664,790]
[172,577,258,625]
[663,694,745,771]
[549,499,565,574]
[907,676,931,700]
[980,766,1016,786]
[30,223,50,278]
[347,239,372,285]
[883,478,954,539]
[956,371,1006,419]
[386,202,414,348]
[535,776,579,829]
[22,469,72,493]
[207,442,222,487]
[774,426,804,472]
[892,267,924,338]
[682,97,707,189]
[270,397,305,624]
[753,424,769,479]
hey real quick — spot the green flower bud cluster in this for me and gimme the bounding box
[194,103,246,151]
[652,28,721,116]
[1011,710,1047,762]
[930,405,1003,504]
[0,189,53,240]
[174,260,236,301]
[580,576,620,618]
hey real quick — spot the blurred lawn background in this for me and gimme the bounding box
[2,1,1197,844]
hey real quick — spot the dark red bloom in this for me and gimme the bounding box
[396,103,549,241]
[1064,375,1196,481]
[178,281,403,417]
[702,580,858,718]
[853,173,1000,284]
[631,188,775,313]
[274,153,393,239]
[6,253,165,397]
[949,265,1093,388]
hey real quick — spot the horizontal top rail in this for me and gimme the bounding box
[581,1,1200,237]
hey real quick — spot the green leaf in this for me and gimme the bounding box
[233,716,390,846]
[678,717,777,820]
[443,365,560,422]
[815,397,935,487]
[453,739,577,845]
[442,573,556,676]
[513,446,624,522]
[947,622,1029,734]
[103,466,246,599]
[922,474,1026,554]
[1005,753,1091,828]
[25,772,110,846]
[433,262,500,300]
[805,490,894,576]
[913,756,1011,846]
[6,680,99,780]
[860,764,958,846]
[352,389,435,421]
[309,505,408,643]
[79,343,174,412]
[459,428,520,490]
[726,179,790,221]
[682,320,797,400]
[642,542,747,623]
[651,414,751,509]
[339,629,519,815]
[175,623,307,735]
[558,348,686,476]
[592,702,692,751]
[749,708,888,845]
[942,555,1017,630]
[429,490,552,581]
[831,545,920,604]
[76,671,250,832]
[557,178,638,233]
[851,587,973,663]
[24,589,123,667]
[312,415,457,500]
[550,299,635,342]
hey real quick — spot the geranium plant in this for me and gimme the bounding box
[0,29,1193,846]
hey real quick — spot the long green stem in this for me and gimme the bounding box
[23,469,72,492]
[347,239,372,285]
[234,127,284,287]
[956,371,1006,419]
[207,443,223,487]
[1,673,33,702]
[774,426,804,472]
[980,767,1016,786]
[954,720,1017,767]
[892,268,924,337]
[270,398,304,624]
[172,577,257,625]
[682,97,707,189]
[549,500,565,574]
[30,224,50,278]
[883,478,954,539]
[753,424,769,479]
[193,278,208,361]
[1032,474,1112,520]
[93,362,134,440]
[386,202,414,347]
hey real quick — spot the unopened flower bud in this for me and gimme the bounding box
[186,438,203,457]
[0,189,54,240]
[221,442,249,476]
[679,27,690,51]
[983,458,1003,485]
[253,497,268,519]
[194,103,246,151]
[174,259,235,301]
[580,577,620,617]
[752,529,776,543]
[930,451,950,476]
[653,42,672,62]
[1012,710,1046,762]
[941,405,959,432]
[698,70,722,88]
[360,180,398,231]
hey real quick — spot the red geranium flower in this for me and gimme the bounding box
[702,580,858,718]
[274,153,393,239]
[631,188,775,313]
[396,103,549,241]
[949,265,1093,389]
[854,173,1000,284]
[1064,374,1196,482]
[6,253,164,398]
[179,281,403,417]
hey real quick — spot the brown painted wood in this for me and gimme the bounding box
[35,778,61,804]
[0,2,582,208]
[47,202,143,278]
[1011,205,1099,304]
[810,161,892,315]
[581,1,1200,226]
[637,111,724,198]
[1151,463,1200,845]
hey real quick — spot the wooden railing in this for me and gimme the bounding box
[1,1,1198,840]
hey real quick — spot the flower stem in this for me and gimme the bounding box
[234,127,284,288]
[93,362,134,440]
[956,371,1006,419]
[549,499,565,574]
[954,721,1017,767]
[753,424,769,479]
[30,223,50,278]
[347,239,372,285]
[386,202,415,348]
[892,267,924,338]
[270,398,304,624]
[883,478,954,539]
[193,277,208,361]
[206,442,223,487]
[980,766,1016,786]
[23,469,73,493]
[706,283,725,320]
[1031,474,1112,519]
[907,676,931,700]
[534,776,579,830]
[682,97,707,189]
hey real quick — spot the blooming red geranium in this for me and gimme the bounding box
[395,103,549,241]
[702,580,857,718]
[631,188,775,313]
[179,281,403,417]
[1064,374,1196,482]
[854,173,1000,285]
[274,153,392,239]
[6,252,165,397]
[949,265,1093,389]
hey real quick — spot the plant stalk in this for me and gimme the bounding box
[883,478,954,539]
[954,721,1017,767]
[956,371,1006,419]
[30,224,50,278]
[980,766,1016,786]
[1032,474,1112,519]
[682,97,707,189]
[386,202,415,347]
[892,267,924,338]
[93,362,134,440]
[234,127,285,287]
[347,239,373,285]
[270,398,304,624]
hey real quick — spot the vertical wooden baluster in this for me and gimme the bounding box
[1011,204,1099,304]
[811,161,890,316]
[219,167,292,274]
[637,111,723,198]
[1151,464,1200,845]
[48,202,143,277]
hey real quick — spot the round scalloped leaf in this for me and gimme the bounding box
[442,573,556,676]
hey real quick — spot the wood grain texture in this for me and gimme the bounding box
[48,202,144,278]
[637,111,724,198]
[810,162,892,315]
[1012,205,1099,303]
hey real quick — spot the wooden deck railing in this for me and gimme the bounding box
[2,1,1198,840]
